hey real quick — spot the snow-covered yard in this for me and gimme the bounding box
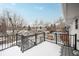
[0,41,61,56]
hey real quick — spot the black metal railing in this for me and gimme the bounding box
[51,32,77,50]
[0,31,77,55]
[16,32,45,52]
[0,34,16,51]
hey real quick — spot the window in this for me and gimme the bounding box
[75,19,78,29]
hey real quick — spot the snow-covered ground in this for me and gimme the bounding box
[0,41,61,56]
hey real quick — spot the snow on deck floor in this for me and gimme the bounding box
[0,41,61,56]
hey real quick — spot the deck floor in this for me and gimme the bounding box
[61,46,74,56]
[0,41,61,56]
[46,39,76,56]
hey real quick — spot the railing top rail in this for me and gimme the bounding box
[0,34,16,37]
[17,32,45,37]
[56,34,75,36]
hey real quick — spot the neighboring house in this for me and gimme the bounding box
[62,3,79,50]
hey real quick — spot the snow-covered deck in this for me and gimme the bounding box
[0,41,61,56]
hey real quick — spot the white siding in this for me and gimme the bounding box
[69,18,79,50]
[62,3,79,50]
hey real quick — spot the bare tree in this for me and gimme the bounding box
[0,9,24,35]
[55,17,65,31]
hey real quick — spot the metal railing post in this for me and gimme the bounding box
[16,34,18,45]
[44,32,45,41]
[34,33,37,45]
[55,33,57,44]
[21,35,24,53]
[2,36,3,50]
[74,34,77,50]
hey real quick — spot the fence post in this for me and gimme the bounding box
[21,35,24,53]
[44,32,45,41]
[55,33,57,44]
[2,35,3,50]
[74,34,77,50]
[16,34,18,45]
[34,33,37,45]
